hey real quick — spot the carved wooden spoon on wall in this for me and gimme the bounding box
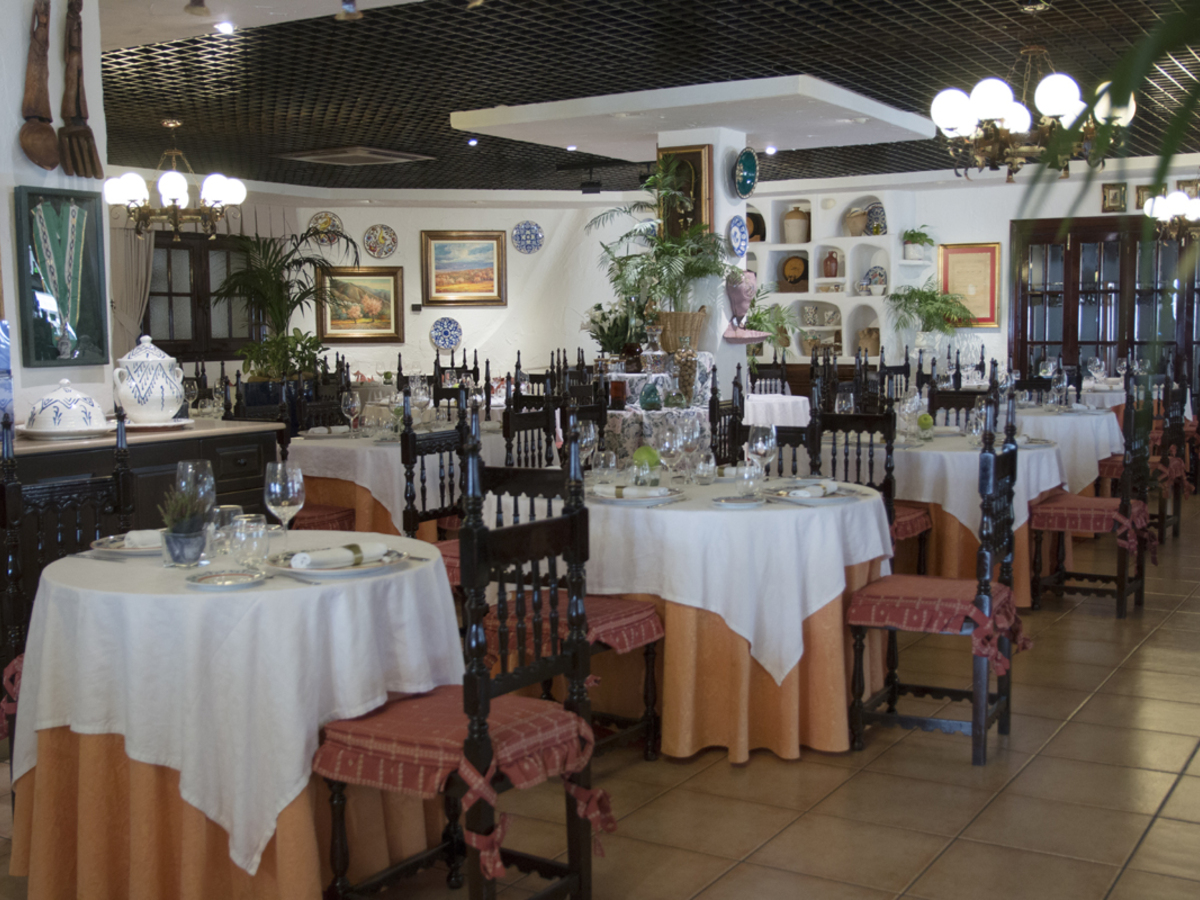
[20,0,59,171]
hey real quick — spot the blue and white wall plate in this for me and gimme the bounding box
[864,202,887,235]
[727,215,749,257]
[511,220,545,254]
[430,317,463,350]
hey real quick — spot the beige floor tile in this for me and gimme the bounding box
[811,771,992,835]
[1007,657,1113,692]
[374,864,462,900]
[1142,628,1200,653]
[865,731,1030,791]
[1074,692,1200,737]
[494,815,569,884]
[497,775,667,825]
[1100,668,1200,704]
[908,840,1117,900]
[1108,869,1200,900]
[1140,580,1198,597]
[1041,721,1198,771]
[1006,756,1176,815]
[1160,610,1200,632]
[1043,616,1157,645]
[749,813,948,893]
[594,747,724,788]
[684,752,853,811]
[548,834,734,900]
[1124,647,1200,677]
[894,667,971,693]
[1161,775,1200,823]
[921,711,1061,755]
[616,787,798,859]
[694,862,896,900]
[1026,635,1134,667]
[1067,602,1169,625]
[962,794,1151,865]
[1188,754,1200,777]
[1128,817,1200,881]
[802,724,910,770]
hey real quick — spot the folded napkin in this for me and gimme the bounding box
[1015,435,1029,446]
[790,480,838,498]
[123,529,163,549]
[291,542,389,569]
[1103,377,1123,385]
[591,485,670,499]
[932,425,961,435]
[307,425,350,435]
[1071,402,1088,411]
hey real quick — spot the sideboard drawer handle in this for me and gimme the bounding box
[235,457,248,467]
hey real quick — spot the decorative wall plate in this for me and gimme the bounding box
[727,215,749,257]
[430,316,463,350]
[363,224,398,259]
[732,148,758,199]
[511,220,545,254]
[863,265,888,286]
[863,202,887,235]
[308,211,343,246]
[780,255,808,285]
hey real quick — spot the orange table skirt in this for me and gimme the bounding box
[11,728,440,900]
[578,559,888,764]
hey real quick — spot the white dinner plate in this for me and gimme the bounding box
[15,423,117,441]
[711,496,764,509]
[186,570,266,590]
[297,429,353,439]
[587,487,685,506]
[90,532,165,556]
[761,486,859,506]
[264,549,408,578]
[123,418,194,431]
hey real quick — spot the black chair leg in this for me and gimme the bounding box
[850,626,866,751]
[1031,530,1043,609]
[1054,532,1067,598]
[325,779,351,900]
[1115,542,1129,619]
[1136,538,1147,608]
[1174,484,1183,538]
[885,630,899,714]
[641,642,659,762]
[970,654,989,767]
[916,531,929,576]
[443,794,465,889]
[540,679,555,702]
[997,635,1012,736]
[564,771,593,900]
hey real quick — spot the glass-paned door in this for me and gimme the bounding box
[1076,237,1122,374]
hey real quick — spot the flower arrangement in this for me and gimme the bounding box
[581,296,648,353]
[157,485,208,535]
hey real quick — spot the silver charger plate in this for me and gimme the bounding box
[264,549,408,578]
[587,487,685,506]
[711,496,764,509]
[91,532,164,556]
[186,570,266,590]
[297,429,353,439]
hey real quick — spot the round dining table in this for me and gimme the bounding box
[1013,407,1124,494]
[744,393,811,428]
[11,531,463,899]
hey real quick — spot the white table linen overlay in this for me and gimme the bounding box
[744,394,811,428]
[1015,408,1124,493]
[12,531,464,876]
[289,438,409,530]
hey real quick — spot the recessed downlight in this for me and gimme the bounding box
[214,21,235,34]
[566,145,578,151]
[468,138,478,146]
[765,146,777,155]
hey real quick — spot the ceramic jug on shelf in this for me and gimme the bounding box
[782,206,809,244]
[822,251,840,279]
[113,335,187,424]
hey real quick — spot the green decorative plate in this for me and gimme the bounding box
[733,148,759,199]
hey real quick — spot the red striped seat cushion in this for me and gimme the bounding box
[313,685,594,797]
[292,504,357,531]
[435,539,460,586]
[892,502,933,542]
[1097,454,1124,480]
[485,594,664,659]
[1029,492,1147,534]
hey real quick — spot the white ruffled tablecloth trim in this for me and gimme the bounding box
[744,394,811,428]
[1015,409,1125,494]
[13,532,464,876]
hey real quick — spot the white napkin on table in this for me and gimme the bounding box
[591,485,669,499]
[1103,377,1123,385]
[790,480,838,498]
[1071,402,1088,411]
[932,425,961,436]
[306,425,350,435]
[122,530,163,549]
[290,542,389,569]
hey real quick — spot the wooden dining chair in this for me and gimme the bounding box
[708,364,745,466]
[313,408,613,899]
[1011,374,1052,404]
[558,398,607,467]
[848,389,1030,765]
[878,346,910,396]
[749,351,788,395]
[927,382,979,427]
[503,375,558,468]
[1031,365,1155,618]
[914,351,938,393]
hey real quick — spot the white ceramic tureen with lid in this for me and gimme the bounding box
[21,379,112,439]
[113,335,186,424]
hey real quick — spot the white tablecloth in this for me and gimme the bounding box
[1079,387,1126,410]
[1015,408,1124,493]
[744,394,811,428]
[605,408,710,461]
[12,531,464,876]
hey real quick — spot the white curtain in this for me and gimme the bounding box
[109,226,155,359]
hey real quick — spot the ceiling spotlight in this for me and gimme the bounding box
[765,145,777,155]
[335,1,363,21]
[566,145,578,152]
[214,21,235,34]
[184,0,211,16]
[580,167,601,194]
[467,138,478,146]
[467,0,488,8]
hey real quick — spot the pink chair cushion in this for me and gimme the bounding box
[0,654,23,740]
[485,594,664,659]
[891,502,933,542]
[847,575,1030,675]
[1097,454,1124,480]
[292,503,357,531]
[1029,492,1147,534]
[312,685,593,798]
[435,539,460,587]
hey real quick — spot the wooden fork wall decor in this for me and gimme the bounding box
[58,0,103,178]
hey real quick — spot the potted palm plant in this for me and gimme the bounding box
[586,155,735,351]
[886,277,976,356]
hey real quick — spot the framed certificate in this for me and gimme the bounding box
[938,242,1000,329]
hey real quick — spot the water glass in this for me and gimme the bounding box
[657,427,684,483]
[594,451,617,484]
[735,462,762,497]
[630,460,653,487]
[264,462,305,552]
[184,381,199,413]
[231,514,271,571]
[694,451,717,486]
[679,418,704,481]
[210,504,244,556]
[577,422,598,469]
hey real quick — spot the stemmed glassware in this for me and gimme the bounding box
[409,377,432,429]
[1116,358,1129,378]
[900,387,922,441]
[656,426,684,485]
[176,460,216,522]
[183,381,199,416]
[340,391,362,438]
[746,425,777,480]
[679,418,704,482]
[264,462,305,555]
[577,422,598,472]
[1088,356,1106,380]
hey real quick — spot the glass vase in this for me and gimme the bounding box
[673,335,697,405]
[641,326,669,375]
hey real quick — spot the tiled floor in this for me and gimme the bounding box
[5,505,1200,899]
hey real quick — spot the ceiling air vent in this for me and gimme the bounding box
[275,146,434,166]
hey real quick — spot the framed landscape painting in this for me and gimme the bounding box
[315,267,403,344]
[420,230,506,307]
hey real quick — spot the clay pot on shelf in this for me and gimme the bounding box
[782,206,809,244]
[844,208,868,237]
[822,251,840,279]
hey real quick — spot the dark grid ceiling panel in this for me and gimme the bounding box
[101,0,1197,192]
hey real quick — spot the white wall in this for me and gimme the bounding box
[2,0,112,417]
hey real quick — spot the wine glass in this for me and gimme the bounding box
[264,462,305,554]
[656,426,684,485]
[679,418,704,482]
[411,380,432,429]
[1116,358,1129,378]
[746,425,777,480]
[577,421,598,471]
[184,381,199,415]
[340,391,362,437]
[232,514,270,572]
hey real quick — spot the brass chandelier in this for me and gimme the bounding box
[1144,190,1200,242]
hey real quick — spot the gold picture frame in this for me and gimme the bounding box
[419,231,507,307]
[1178,179,1200,200]
[315,267,404,344]
[1136,184,1166,211]
[938,242,1000,329]
[1101,182,1127,213]
[656,144,714,236]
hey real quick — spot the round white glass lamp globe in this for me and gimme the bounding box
[103,177,128,206]
[1004,101,1032,133]
[969,78,1013,121]
[931,88,972,131]
[1143,196,1159,218]
[1164,191,1191,218]
[1093,82,1137,127]
[1186,198,1200,222]
[1034,73,1081,118]
[225,178,247,205]
[158,170,189,206]
[1063,99,1089,128]
[200,173,228,206]
[121,172,150,205]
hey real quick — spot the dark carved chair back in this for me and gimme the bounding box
[811,405,897,525]
[749,351,787,395]
[558,399,606,467]
[978,389,1020,602]
[503,375,558,468]
[1119,371,1155,517]
[927,383,981,427]
[224,373,292,459]
[708,364,745,466]
[878,346,910,396]
[1,412,134,670]
[914,351,938,392]
[1011,375,1052,405]
[400,387,470,538]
